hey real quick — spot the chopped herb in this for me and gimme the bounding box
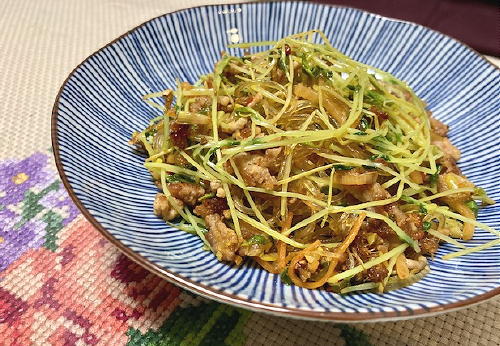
[144,128,157,141]
[234,107,267,123]
[369,154,390,162]
[354,131,368,136]
[401,195,427,214]
[365,90,385,107]
[198,192,216,201]
[362,164,377,170]
[465,200,479,217]
[319,69,333,79]
[301,53,319,77]
[208,139,241,154]
[234,106,258,117]
[333,165,354,171]
[423,221,432,230]
[429,165,441,186]
[174,104,181,112]
[386,132,402,144]
[347,85,361,92]
[280,269,292,285]
[198,105,211,115]
[248,234,268,245]
[278,53,289,72]
[401,195,417,204]
[165,173,196,184]
[247,138,264,145]
[358,116,371,131]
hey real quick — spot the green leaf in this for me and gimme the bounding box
[429,165,441,186]
[423,221,432,230]
[401,195,427,214]
[208,139,241,155]
[280,269,292,285]
[333,165,354,171]
[301,53,319,77]
[199,192,216,201]
[465,200,478,217]
[369,154,390,162]
[358,116,371,131]
[365,90,385,107]
[165,173,196,184]
[247,235,268,245]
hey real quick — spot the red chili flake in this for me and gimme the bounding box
[194,197,228,217]
[284,44,292,56]
[370,106,389,121]
[169,122,189,149]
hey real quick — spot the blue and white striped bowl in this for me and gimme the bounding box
[52,1,500,321]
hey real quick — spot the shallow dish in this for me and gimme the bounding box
[52,1,500,321]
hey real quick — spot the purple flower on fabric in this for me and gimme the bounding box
[0,152,51,206]
[0,152,79,270]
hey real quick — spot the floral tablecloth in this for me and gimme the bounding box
[1,1,499,345]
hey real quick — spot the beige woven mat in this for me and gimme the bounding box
[1,0,498,344]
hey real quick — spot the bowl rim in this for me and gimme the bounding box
[51,0,500,322]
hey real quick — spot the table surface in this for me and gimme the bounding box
[1,1,499,345]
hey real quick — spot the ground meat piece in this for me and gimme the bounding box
[293,256,322,282]
[438,157,461,174]
[167,183,205,206]
[234,125,262,140]
[296,260,313,282]
[153,193,183,221]
[233,148,282,189]
[347,183,390,202]
[401,213,425,240]
[247,93,263,107]
[385,203,407,225]
[271,66,285,83]
[188,96,211,113]
[419,234,440,255]
[194,197,228,217]
[351,232,375,262]
[364,217,395,240]
[220,117,247,134]
[243,163,277,189]
[429,117,449,136]
[406,256,427,272]
[431,134,461,161]
[209,181,226,198]
[205,213,240,261]
[217,96,233,112]
[170,122,189,149]
[364,264,388,283]
[218,95,231,106]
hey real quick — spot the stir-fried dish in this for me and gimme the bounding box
[130,30,498,293]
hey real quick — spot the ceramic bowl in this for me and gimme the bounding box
[52,1,500,321]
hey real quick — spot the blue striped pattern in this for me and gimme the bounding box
[54,2,500,319]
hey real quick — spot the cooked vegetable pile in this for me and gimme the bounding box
[130,30,498,293]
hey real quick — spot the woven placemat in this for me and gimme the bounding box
[1,1,498,345]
